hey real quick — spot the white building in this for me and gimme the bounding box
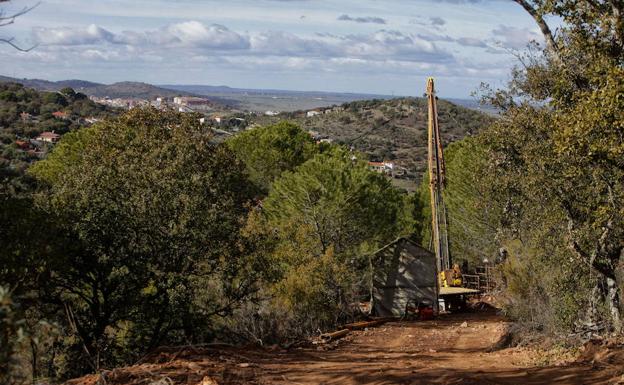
[368,161,395,174]
[36,131,61,143]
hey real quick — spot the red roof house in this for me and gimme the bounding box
[52,111,69,119]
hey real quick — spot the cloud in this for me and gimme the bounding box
[337,14,386,24]
[435,0,482,3]
[343,30,450,62]
[417,32,454,42]
[491,25,541,49]
[159,21,249,49]
[430,17,446,26]
[32,24,116,45]
[33,22,250,50]
[30,21,452,64]
[249,29,453,63]
[419,32,488,48]
[250,30,340,56]
[456,37,487,47]
[409,16,447,30]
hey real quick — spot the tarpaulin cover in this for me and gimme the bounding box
[372,238,437,317]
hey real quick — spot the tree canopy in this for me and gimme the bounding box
[226,121,318,192]
[26,108,263,375]
[258,147,410,332]
[477,0,624,333]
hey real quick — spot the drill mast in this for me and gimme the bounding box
[426,78,451,273]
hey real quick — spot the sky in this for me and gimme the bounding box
[0,0,547,98]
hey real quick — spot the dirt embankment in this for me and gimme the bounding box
[67,311,624,385]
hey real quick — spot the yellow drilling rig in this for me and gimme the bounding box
[426,78,464,289]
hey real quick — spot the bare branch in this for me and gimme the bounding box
[0,1,40,51]
[0,37,37,51]
[0,1,40,23]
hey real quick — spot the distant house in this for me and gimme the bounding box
[306,110,321,118]
[36,131,61,143]
[368,162,385,173]
[265,110,280,116]
[368,161,394,174]
[173,96,212,111]
[85,117,101,124]
[52,111,69,119]
[368,161,408,178]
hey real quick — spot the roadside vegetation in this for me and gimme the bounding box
[0,109,417,382]
[1,1,624,383]
[423,1,624,337]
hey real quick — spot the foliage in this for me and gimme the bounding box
[478,0,624,333]
[226,121,318,192]
[0,96,467,381]
[415,136,501,268]
[264,147,407,256]
[0,287,25,385]
[25,107,262,377]
[259,147,409,335]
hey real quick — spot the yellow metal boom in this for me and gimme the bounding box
[426,78,451,274]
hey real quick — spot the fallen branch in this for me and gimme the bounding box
[320,329,350,341]
[343,319,387,330]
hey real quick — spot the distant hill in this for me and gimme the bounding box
[0,76,194,100]
[1,76,495,115]
[85,81,192,99]
[251,97,495,179]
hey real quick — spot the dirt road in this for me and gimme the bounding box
[69,311,624,385]
[259,312,622,385]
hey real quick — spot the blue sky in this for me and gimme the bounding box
[0,0,546,97]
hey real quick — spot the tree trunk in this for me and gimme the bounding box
[588,280,601,325]
[606,276,622,333]
[610,0,624,53]
[513,0,560,61]
[30,338,37,385]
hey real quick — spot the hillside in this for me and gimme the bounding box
[250,97,494,178]
[0,82,118,173]
[83,81,193,99]
[0,76,193,100]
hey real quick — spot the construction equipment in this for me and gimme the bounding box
[426,77,462,289]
